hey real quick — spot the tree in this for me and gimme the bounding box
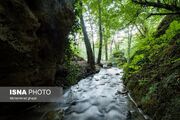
[110,36,115,57]
[127,26,133,64]
[104,37,108,61]
[132,0,180,18]
[80,2,95,70]
[97,0,103,64]
[87,6,95,58]
[132,0,180,12]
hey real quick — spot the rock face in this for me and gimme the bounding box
[0,0,74,86]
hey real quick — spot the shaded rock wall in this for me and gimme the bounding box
[0,0,75,86]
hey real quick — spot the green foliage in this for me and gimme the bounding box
[131,54,144,66]
[65,35,81,62]
[110,50,127,67]
[123,15,180,119]
[160,20,180,42]
[172,58,180,63]
[122,19,180,75]
[64,61,81,85]
[72,0,180,118]
[148,83,157,94]
[138,79,148,86]
[64,32,82,86]
[63,39,81,86]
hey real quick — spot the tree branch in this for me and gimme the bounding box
[132,0,180,12]
[147,12,180,18]
[135,23,146,37]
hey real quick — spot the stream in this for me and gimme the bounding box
[4,67,148,120]
[60,67,147,120]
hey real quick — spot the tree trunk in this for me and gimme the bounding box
[132,0,180,12]
[97,0,103,64]
[105,38,108,61]
[80,14,95,70]
[127,26,133,64]
[87,6,95,58]
[110,36,114,57]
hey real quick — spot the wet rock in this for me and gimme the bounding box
[115,90,129,95]
[107,63,113,67]
[115,73,120,75]
[126,111,132,120]
[67,102,91,114]
[70,101,77,106]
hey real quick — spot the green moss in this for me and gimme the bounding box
[64,61,81,85]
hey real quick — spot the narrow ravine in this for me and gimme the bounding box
[7,68,147,120]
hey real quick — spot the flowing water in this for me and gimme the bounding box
[4,67,149,120]
[60,67,147,120]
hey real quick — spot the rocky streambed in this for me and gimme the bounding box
[3,67,149,120]
[60,67,148,120]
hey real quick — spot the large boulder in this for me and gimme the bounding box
[0,0,75,86]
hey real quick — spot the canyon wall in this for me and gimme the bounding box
[0,0,75,86]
